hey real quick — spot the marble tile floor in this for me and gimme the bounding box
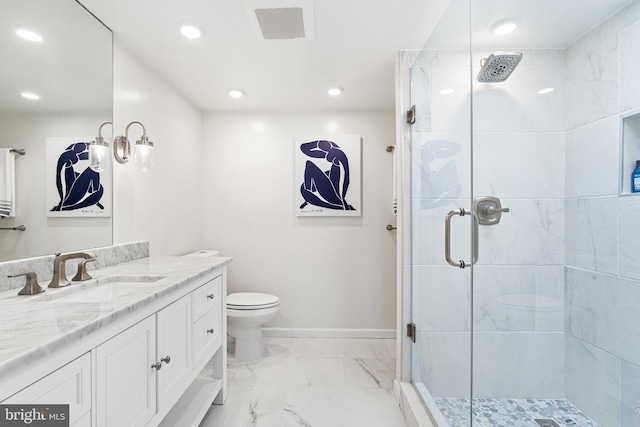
[200,337,407,427]
[435,397,600,427]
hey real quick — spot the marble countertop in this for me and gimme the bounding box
[0,255,232,380]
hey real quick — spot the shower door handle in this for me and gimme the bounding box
[444,208,478,269]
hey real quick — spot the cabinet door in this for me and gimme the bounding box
[96,316,156,427]
[3,353,91,426]
[156,294,193,411]
[73,411,91,427]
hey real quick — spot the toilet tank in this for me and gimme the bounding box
[181,250,220,257]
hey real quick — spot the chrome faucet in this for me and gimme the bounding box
[9,272,44,295]
[48,252,97,288]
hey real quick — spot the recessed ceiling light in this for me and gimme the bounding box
[537,87,555,95]
[179,24,203,39]
[328,87,343,96]
[228,89,245,98]
[489,19,520,36]
[440,88,455,95]
[21,92,40,100]
[16,28,42,42]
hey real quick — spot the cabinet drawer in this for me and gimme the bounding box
[3,353,91,425]
[193,276,222,320]
[193,305,221,367]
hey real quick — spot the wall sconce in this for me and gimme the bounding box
[113,121,154,172]
[89,121,112,172]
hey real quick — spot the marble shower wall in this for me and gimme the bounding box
[564,2,640,426]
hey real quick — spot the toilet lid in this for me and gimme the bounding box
[227,292,280,310]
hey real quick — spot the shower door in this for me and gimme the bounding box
[409,0,638,426]
[408,0,474,424]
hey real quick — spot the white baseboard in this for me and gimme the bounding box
[262,328,396,339]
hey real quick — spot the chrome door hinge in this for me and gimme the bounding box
[407,105,416,125]
[407,323,416,343]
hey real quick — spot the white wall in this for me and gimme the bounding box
[112,40,204,256]
[112,40,398,334]
[202,110,397,334]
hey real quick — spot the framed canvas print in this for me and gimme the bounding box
[46,137,112,217]
[295,135,361,217]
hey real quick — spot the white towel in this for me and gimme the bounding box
[0,149,16,218]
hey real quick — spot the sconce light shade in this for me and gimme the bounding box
[89,121,112,172]
[89,142,110,172]
[134,137,154,172]
[114,121,154,172]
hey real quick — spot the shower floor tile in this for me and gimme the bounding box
[435,398,600,427]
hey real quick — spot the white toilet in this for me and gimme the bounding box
[227,292,280,363]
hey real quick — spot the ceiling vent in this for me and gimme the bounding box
[243,0,315,41]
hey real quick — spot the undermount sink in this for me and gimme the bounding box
[58,276,165,303]
[30,275,166,303]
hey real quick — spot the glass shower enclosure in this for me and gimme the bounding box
[405,0,640,426]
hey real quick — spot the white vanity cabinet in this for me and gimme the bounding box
[0,263,228,427]
[3,352,92,427]
[96,294,193,427]
[157,275,227,427]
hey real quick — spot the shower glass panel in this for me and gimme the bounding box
[469,2,568,424]
[409,0,640,426]
[409,0,473,424]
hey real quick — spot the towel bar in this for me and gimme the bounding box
[0,225,26,231]
[9,149,25,155]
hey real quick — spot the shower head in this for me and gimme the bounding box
[477,52,523,83]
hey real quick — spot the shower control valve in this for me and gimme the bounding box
[475,196,509,225]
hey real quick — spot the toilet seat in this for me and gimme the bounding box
[227,292,280,310]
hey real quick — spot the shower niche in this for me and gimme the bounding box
[622,112,640,195]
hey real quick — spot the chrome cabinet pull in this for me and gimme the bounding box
[161,356,171,364]
[151,362,162,370]
[444,208,478,269]
[207,294,215,299]
[207,328,215,334]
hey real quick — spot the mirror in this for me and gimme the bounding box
[0,0,113,261]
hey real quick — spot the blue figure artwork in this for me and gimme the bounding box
[299,140,356,211]
[50,142,105,212]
